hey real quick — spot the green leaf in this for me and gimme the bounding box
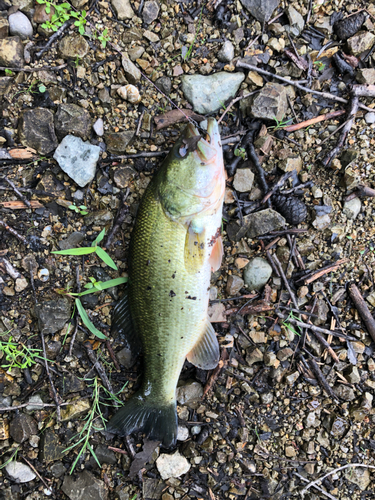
[75,298,107,339]
[93,228,106,246]
[52,247,97,256]
[95,247,117,270]
[78,277,127,296]
[79,205,87,210]
[39,84,46,93]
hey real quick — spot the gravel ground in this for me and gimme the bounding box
[0,0,375,499]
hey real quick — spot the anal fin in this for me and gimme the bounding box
[187,319,220,370]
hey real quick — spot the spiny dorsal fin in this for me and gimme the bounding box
[111,287,142,358]
[187,319,220,370]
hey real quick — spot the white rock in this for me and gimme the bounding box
[125,84,141,103]
[117,86,128,100]
[15,277,28,292]
[9,12,33,39]
[110,0,134,19]
[156,451,191,480]
[233,168,254,192]
[343,197,361,220]
[93,118,104,137]
[6,462,36,483]
[365,112,375,124]
[177,426,189,441]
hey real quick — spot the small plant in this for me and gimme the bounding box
[68,203,88,215]
[183,4,204,61]
[282,312,302,337]
[97,27,110,48]
[64,377,126,473]
[313,60,326,72]
[0,446,20,470]
[4,69,14,76]
[269,116,293,131]
[0,335,49,371]
[234,147,246,160]
[70,9,87,35]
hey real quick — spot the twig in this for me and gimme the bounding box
[217,91,259,124]
[0,257,22,279]
[301,464,375,495]
[135,109,145,136]
[312,330,339,363]
[348,283,375,343]
[283,110,346,132]
[3,177,31,208]
[84,341,116,397]
[21,455,53,495]
[40,330,61,421]
[236,61,375,113]
[321,95,359,167]
[345,185,375,201]
[261,171,293,204]
[0,64,67,73]
[319,119,349,146]
[266,250,280,277]
[273,253,298,308]
[101,151,168,162]
[232,190,243,226]
[36,20,73,58]
[258,229,308,239]
[294,472,338,500]
[29,260,37,304]
[0,401,71,411]
[104,188,130,248]
[307,356,339,402]
[0,219,28,245]
[298,258,349,284]
[351,83,375,97]
[243,127,270,204]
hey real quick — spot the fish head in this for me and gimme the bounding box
[158,118,225,221]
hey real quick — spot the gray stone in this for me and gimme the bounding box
[39,430,66,462]
[245,209,286,238]
[143,0,160,24]
[84,210,113,226]
[343,197,361,220]
[278,155,302,173]
[54,135,100,187]
[226,275,244,295]
[26,394,44,411]
[345,366,361,384]
[312,299,329,326]
[62,470,108,500]
[0,77,13,99]
[34,297,71,334]
[111,0,134,20]
[13,0,34,12]
[181,71,245,114]
[240,0,279,22]
[59,373,86,395]
[345,467,371,491]
[50,463,66,478]
[340,149,358,168]
[98,87,111,104]
[287,6,304,34]
[54,104,92,141]
[365,112,375,124]
[312,214,331,230]
[156,451,190,480]
[155,76,172,95]
[217,40,234,63]
[277,347,293,361]
[356,68,375,85]
[122,55,141,84]
[58,231,85,250]
[246,347,263,365]
[59,34,89,59]
[233,168,254,192]
[5,462,36,483]
[8,11,33,39]
[89,445,116,466]
[18,108,57,154]
[128,45,145,61]
[333,384,356,401]
[176,381,203,405]
[105,130,134,154]
[0,37,24,67]
[9,413,37,443]
[113,166,136,188]
[244,257,272,291]
[250,82,288,121]
[0,18,9,39]
[117,346,137,369]
[347,31,375,56]
[93,118,104,136]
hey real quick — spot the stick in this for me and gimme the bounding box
[301,464,375,495]
[312,330,339,363]
[348,283,375,343]
[261,171,293,204]
[40,330,61,421]
[298,258,349,284]
[277,313,359,341]
[319,119,350,146]
[322,95,359,167]
[308,356,339,402]
[258,229,308,239]
[105,340,121,371]
[4,177,31,208]
[294,472,338,500]
[273,253,299,308]
[283,110,346,132]
[236,61,375,113]
[345,185,375,201]
[0,257,22,279]
[36,20,73,58]
[101,151,168,162]
[21,455,53,494]
[351,84,375,97]
[0,219,28,245]
[0,64,67,73]
[84,341,116,397]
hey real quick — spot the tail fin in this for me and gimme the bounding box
[107,392,177,448]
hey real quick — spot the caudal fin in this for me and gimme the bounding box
[106,392,177,448]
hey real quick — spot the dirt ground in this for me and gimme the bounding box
[1,0,375,499]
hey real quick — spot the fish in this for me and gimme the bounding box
[107,117,225,447]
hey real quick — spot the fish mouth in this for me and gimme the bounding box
[184,118,221,163]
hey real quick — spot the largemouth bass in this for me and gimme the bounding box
[107,118,225,447]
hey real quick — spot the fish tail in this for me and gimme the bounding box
[106,392,177,448]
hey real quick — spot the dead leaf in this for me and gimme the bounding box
[154,109,204,130]
[0,201,43,209]
[128,439,159,480]
[9,147,37,159]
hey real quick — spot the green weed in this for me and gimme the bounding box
[0,335,50,371]
[269,116,294,131]
[68,203,88,216]
[313,60,326,72]
[183,4,204,61]
[234,147,246,160]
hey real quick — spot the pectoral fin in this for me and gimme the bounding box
[187,319,220,370]
[209,235,223,272]
[184,225,206,274]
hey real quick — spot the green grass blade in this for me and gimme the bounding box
[93,228,106,246]
[75,298,107,340]
[52,247,97,256]
[95,247,117,270]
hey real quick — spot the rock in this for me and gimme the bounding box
[143,29,159,42]
[155,76,172,95]
[9,413,37,443]
[15,278,27,292]
[243,257,272,291]
[285,445,296,457]
[345,467,370,490]
[122,55,141,83]
[0,77,13,98]
[250,82,288,121]
[54,104,92,141]
[239,0,279,22]
[347,31,375,56]
[345,366,361,384]
[111,0,134,20]
[34,297,71,334]
[246,347,263,365]
[208,302,226,322]
[177,426,189,441]
[113,166,136,188]
[233,168,254,192]
[312,214,331,230]
[176,381,203,405]
[356,68,375,84]
[365,112,375,124]
[312,299,329,326]
[181,71,245,114]
[286,6,304,34]
[51,463,66,478]
[84,209,113,226]
[18,108,57,154]
[60,399,91,421]
[128,45,145,61]
[26,394,44,411]
[124,84,140,103]
[93,118,104,136]
[105,131,134,154]
[117,346,137,369]
[343,197,361,220]
[277,347,293,361]
[0,36,24,67]
[5,462,36,483]
[60,373,86,395]
[245,209,286,238]
[278,155,302,173]
[54,135,100,187]
[143,0,160,24]
[59,33,89,59]
[333,384,355,401]
[62,470,108,500]
[217,40,234,62]
[90,445,116,466]
[226,275,244,295]
[33,3,55,23]
[0,18,9,39]
[39,430,66,461]
[8,11,33,39]
[98,87,111,104]
[58,231,85,250]
[156,451,191,480]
